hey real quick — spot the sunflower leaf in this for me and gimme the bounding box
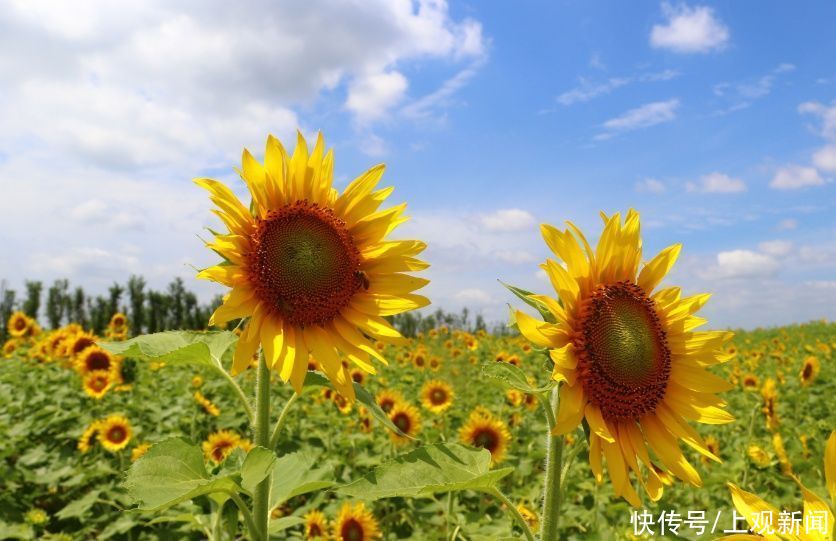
[100,331,238,372]
[499,280,555,323]
[124,438,241,512]
[337,443,514,500]
[268,516,306,534]
[481,361,555,393]
[240,446,277,493]
[268,452,334,511]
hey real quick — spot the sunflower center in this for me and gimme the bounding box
[86,351,111,371]
[431,389,447,404]
[575,281,671,421]
[802,363,812,379]
[108,427,126,443]
[379,398,395,413]
[250,201,363,327]
[13,318,26,331]
[73,337,95,356]
[341,519,364,541]
[393,412,411,433]
[473,428,498,453]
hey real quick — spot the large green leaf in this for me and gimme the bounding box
[499,280,555,323]
[100,331,238,371]
[240,446,277,493]
[481,362,555,394]
[269,452,334,510]
[337,443,514,500]
[124,438,240,512]
[268,516,306,534]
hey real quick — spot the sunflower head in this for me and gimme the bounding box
[82,370,113,399]
[202,430,241,464]
[3,339,19,358]
[304,510,328,539]
[514,210,733,506]
[67,332,98,360]
[131,443,151,462]
[420,379,454,414]
[77,421,100,454]
[375,389,403,414]
[333,502,380,541]
[97,415,132,453]
[75,345,118,376]
[195,132,429,400]
[459,410,511,464]
[747,444,771,468]
[388,402,422,444]
[7,311,32,338]
[799,355,820,386]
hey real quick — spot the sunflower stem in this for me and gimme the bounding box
[487,488,535,541]
[269,392,298,450]
[540,386,564,541]
[252,351,271,541]
[218,366,254,422]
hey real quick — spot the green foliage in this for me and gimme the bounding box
[101,330,238,374]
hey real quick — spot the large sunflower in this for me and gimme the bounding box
[420,379,455,414]
[388,402,422,444]
[97,415,132,453]
[7,312,32,338]
[196,133,429,400]
[459,409,512,464]
[303,510,328,539]
[515,210,734,506]
[333,502,381,541]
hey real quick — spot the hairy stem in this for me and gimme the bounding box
[540,386,564,541]
[251,352,271,540]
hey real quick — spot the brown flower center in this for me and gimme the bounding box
[472,427,499,453]
[249,201,363,327]
[574,281,671,421]
[86,351,112,372]
[392,412,411,433]
[107,426,127,443]
[341,519,364,541]
[430,388,447,405]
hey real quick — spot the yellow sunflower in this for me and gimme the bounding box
[459,410,512,464]
[7,311,32,338]
[77,421,100,454]
[131,442,151,462]
[97,415,132,453]
[515,210,734,506]
[193,391,221,417]
[718,431,835,541]
[333,502,381,541]
[304,509,328,539]
[743,374,760,390]
[517,503,539,531]
[800,356,820,387]
[375,389,403,414]
[3,339,19,358]
[66,331,98,360]
[747,444,772,468]
[420,379,454,414]
[195,132,429,400]
[75,345,118,376]
[202,430,241,464]
[388,402,422,444]
[82,370,113,399]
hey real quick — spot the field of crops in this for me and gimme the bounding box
[0,311,833,540]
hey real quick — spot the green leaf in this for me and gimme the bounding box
[338,443,514,500]
[55,490,100,520]
[269,452,334,510]
[499,280,555,323]
[240,446,277,493]
[100,331,238,372]
[481,362,555,393]
[124,438,240,512]
[268,516,306,534]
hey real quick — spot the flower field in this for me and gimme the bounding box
[1,312,833,540]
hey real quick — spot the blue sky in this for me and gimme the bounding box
[0,0,834,328]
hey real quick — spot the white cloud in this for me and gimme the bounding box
[700,249,780,279]
[346,71,408,123]
[777,218,798,231]
[711,64,795,114]
[769,165,825,190]
[650,3,729,54]
[799,101,836,140]
[812,144,836,172]
[635,178,667,193]
[555,69,678,106]
[595,99,679,140]
[493,250,537,264]
[758,240,793,258]
[686,172,746,193]
[480,208,536,232]
[402,59,484,121]
[454,288,492,305]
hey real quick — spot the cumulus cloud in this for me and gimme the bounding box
[799,100,836,140]
[346,71,409,123]
[595,99,680,140]
[635,178,667,193]
[812,145,836,172]
[769,165,825,190]
[758,240,793,257]
[650,3,729,54]
[480,209,536,232]
[700,249,780,280]
[454,288,492,305]
[686,172,746,193]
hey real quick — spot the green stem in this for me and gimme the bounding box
[224,490,258,541]
[268,392,298,450]
[252,353,271,540]
[217,366,254,422]
[540,387,564,541]
[487,488,535,541]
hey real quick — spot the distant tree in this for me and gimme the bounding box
[0,282,16,342]
[87,296,109,334]
[167,278,187,330]
[475,314,486,332]
[46,279,70,329]
[127,275,146,335]
[22,281,43,320]
[71,287,87,329]
[107,283,124,322]
[147,290,168,333]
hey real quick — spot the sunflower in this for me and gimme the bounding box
[420,379,454,414]
[202,430,241,464]
[75,345,117,375]
[701,435,720,465]
[718,432,835,541]
[82,370,113,399]
[800,356,820,387]
[7,311,31,338]
[761,378,780,431]
[388,402,422,444]
[747,444,771,468]
[459,410,511,464]
[97,415,132,453]
[194,391,221,416]
[67,332,98,360]
[333,502,380,541]
[109,312,127,329]
[77,421,100,453]
[517,503,539,531]
[3,339,19,358]
[375,389,403,413]
[514,210,733,506]
[304,510,328,539]
[412,351,427,370]
[195,133,429,400]
[131,443,151,462]
[772,432,793,476]
[506,389,524,407]
[742,374,760,390]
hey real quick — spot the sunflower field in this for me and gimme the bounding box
[0,134,834,541]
